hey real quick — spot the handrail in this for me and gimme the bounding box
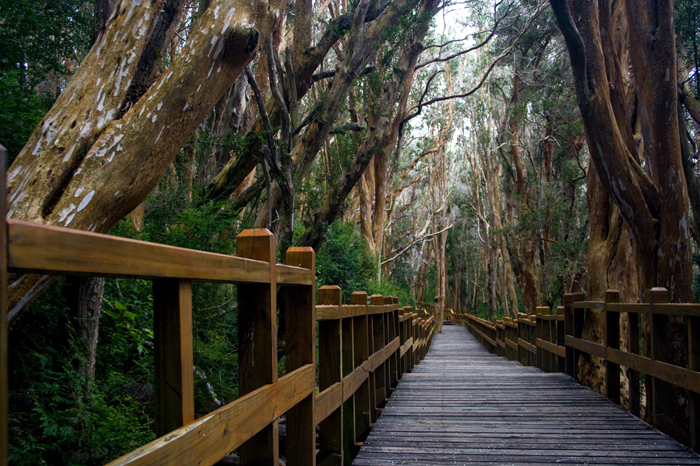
[452,288,700,452]
[2,218,436,465]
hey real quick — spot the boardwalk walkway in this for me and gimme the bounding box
[353,325,700,465]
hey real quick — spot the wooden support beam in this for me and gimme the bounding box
[318,285,342,464]
[236,229,278,466]
[605,290,620,405]
[341,309,355,465]
[350,292,371,442]
[284,247,316,466]
[647,288,675,440]
[153,278,195,437]
[370,295,386,416]
[690,310,700,449]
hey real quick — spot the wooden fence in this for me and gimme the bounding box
[0,213,435,465]
[451,289,700,451]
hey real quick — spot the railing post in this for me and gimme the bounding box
[536,307,549,372]
[605,289,621,405]
[690,305,700,449]
[284,247,316,466]
[236,229,279,466]
[628,300,641,418]
[564,293,575,378]
[0,144,8,466]
[647,287,673,434]
[341,297,355,465]
[556,306,565,372]
[393,297,402,382]
[350,291,371,443]
[318,285,343,464]
[405,307,414,371]
[369,294,386,418]
[153,278,195,437]
[383,296,398,390]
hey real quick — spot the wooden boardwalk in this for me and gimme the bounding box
[353,325,700,465]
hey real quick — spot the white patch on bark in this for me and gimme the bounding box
[207,62,216,78]
[208,36,220,57]
[183,102,189,111]
[157,71,174,89]
[152,114,157,123]
[65,213,76,226]
[214,5,220,18]
[196,84,201,92]
[62,145,76,163]
[155,126,164,143]
[7,166,21,184]
[78,190,95,212]
[58,204,77,223]
[75,168,82,175]
[157,102,163,111]
[80,122,93,138]
[75,187,84,197]
[222,8,237,34]
[665,68,670,82]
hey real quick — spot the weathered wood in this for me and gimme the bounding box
[350,291,371,442]
[153,279,195,437]
[7,220,309,287]
[354,326,700,465]
[605,290,621,405]
[318,285,343,463]
[0,145,7,466]
[110,365,315,466]
[342,313,355,465]
[647,288,674,439]
[236,229,278,466]
[536,338,565,358]
[315,382,343,426]
[370,295,387,416]
[284,247,316,466]
[628,306,641,417]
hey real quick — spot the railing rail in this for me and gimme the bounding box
[1,217,435,465]
[451,288,700,452]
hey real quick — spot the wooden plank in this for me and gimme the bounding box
[341,315,355,465]
[605,303,651,314]
[607,348,700,394]
[650,303,700,317]
[518,338,537,356]
[315,382,343,426]
[276,264,314,285]
[343,364,370,403]
[367,305,387,315]
[8,219,272,284]
[318,285,343,463]
[354,326,700,466]
[350,291,371,441]
[565,335,607,359]
[505,339,518,352]
[400,338,414,357]
[110,365,315,466]
[572,301,605,310]
[317,305,341,320]
[153,279,195,437]
[0,145,7,466]
[605,290,621,405]
[536,338,565,358]
[370,295,387,414]
[366,337,401,372]
[236,229,278,466]
[341,304,367,319]
[283,247,316,466]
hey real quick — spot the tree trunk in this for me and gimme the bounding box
[7,0,278,319]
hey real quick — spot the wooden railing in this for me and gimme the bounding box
[451,288,700,451]
[0,218,435,465]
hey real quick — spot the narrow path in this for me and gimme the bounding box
[353,325,700,465]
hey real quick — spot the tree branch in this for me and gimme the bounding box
[381,224,454,265]
[404,1,548,125]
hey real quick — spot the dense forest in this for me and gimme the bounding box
[2,0,700,463]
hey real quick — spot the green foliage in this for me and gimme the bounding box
[0,0,92,162]
[9,280,155,465]
[316,220,378,301]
